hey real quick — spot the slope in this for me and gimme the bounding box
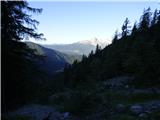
[26,42,81,75]
[47,9,160,118]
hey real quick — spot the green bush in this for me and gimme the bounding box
[50,90,102,116]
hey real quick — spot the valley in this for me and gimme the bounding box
[2,1,160,120]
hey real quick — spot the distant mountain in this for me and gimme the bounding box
[77,38,110,48]
[43,38,111,55]
[26,42,81,75]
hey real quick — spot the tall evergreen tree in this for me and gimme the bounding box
[151,9,158,26]
[157,10,160,25]
[2,1,45,112]
[131,22,138,36]
[112,30,119,43]
[121,18,130,37]
[95,44,101,54]
[139,7,152,31]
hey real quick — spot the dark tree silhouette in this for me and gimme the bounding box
[121,18,130,37]
[2,1,45,112]
[95,44,101,54]
[1,1,44,41]
[131,22,138,36]
[112,30,118,43]
[151,9,158,26]
[139,7,152,31]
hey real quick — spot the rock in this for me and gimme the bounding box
[138,113,148,119]
[60,112,70,120]
[130,105,143,115]
[142,100,160,112]
[125,85,129,89]
[63,112,70,119]
[116,104,125,113]
[151,105,159,111]
[6,104,67,120]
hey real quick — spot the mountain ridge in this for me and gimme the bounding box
[43,38,111,55]
[26,42,82,75]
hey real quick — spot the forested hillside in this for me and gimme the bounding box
[46,8,160,119]
[60,8,160,88]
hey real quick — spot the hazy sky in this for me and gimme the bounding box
[28,1,159,44]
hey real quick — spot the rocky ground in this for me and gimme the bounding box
[3,76,160,120]
[3,104,74,120]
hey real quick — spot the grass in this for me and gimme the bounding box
[101,89,160,105]
[110,114,137,120]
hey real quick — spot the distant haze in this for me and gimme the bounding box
[43,37,111,55]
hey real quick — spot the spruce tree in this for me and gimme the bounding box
[121,18,130,37]
[139,7,152,31]
[2,1,45,112]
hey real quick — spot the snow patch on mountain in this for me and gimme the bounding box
[77,37,111,47]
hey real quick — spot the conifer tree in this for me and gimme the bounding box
[121,18,130,37]
[131,22,138,36]
[112,30,119,43]
[151,9,158,26]
[139,7,152,31]
[2,1,44,112]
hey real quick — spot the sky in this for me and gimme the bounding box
[28,1,160,44]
